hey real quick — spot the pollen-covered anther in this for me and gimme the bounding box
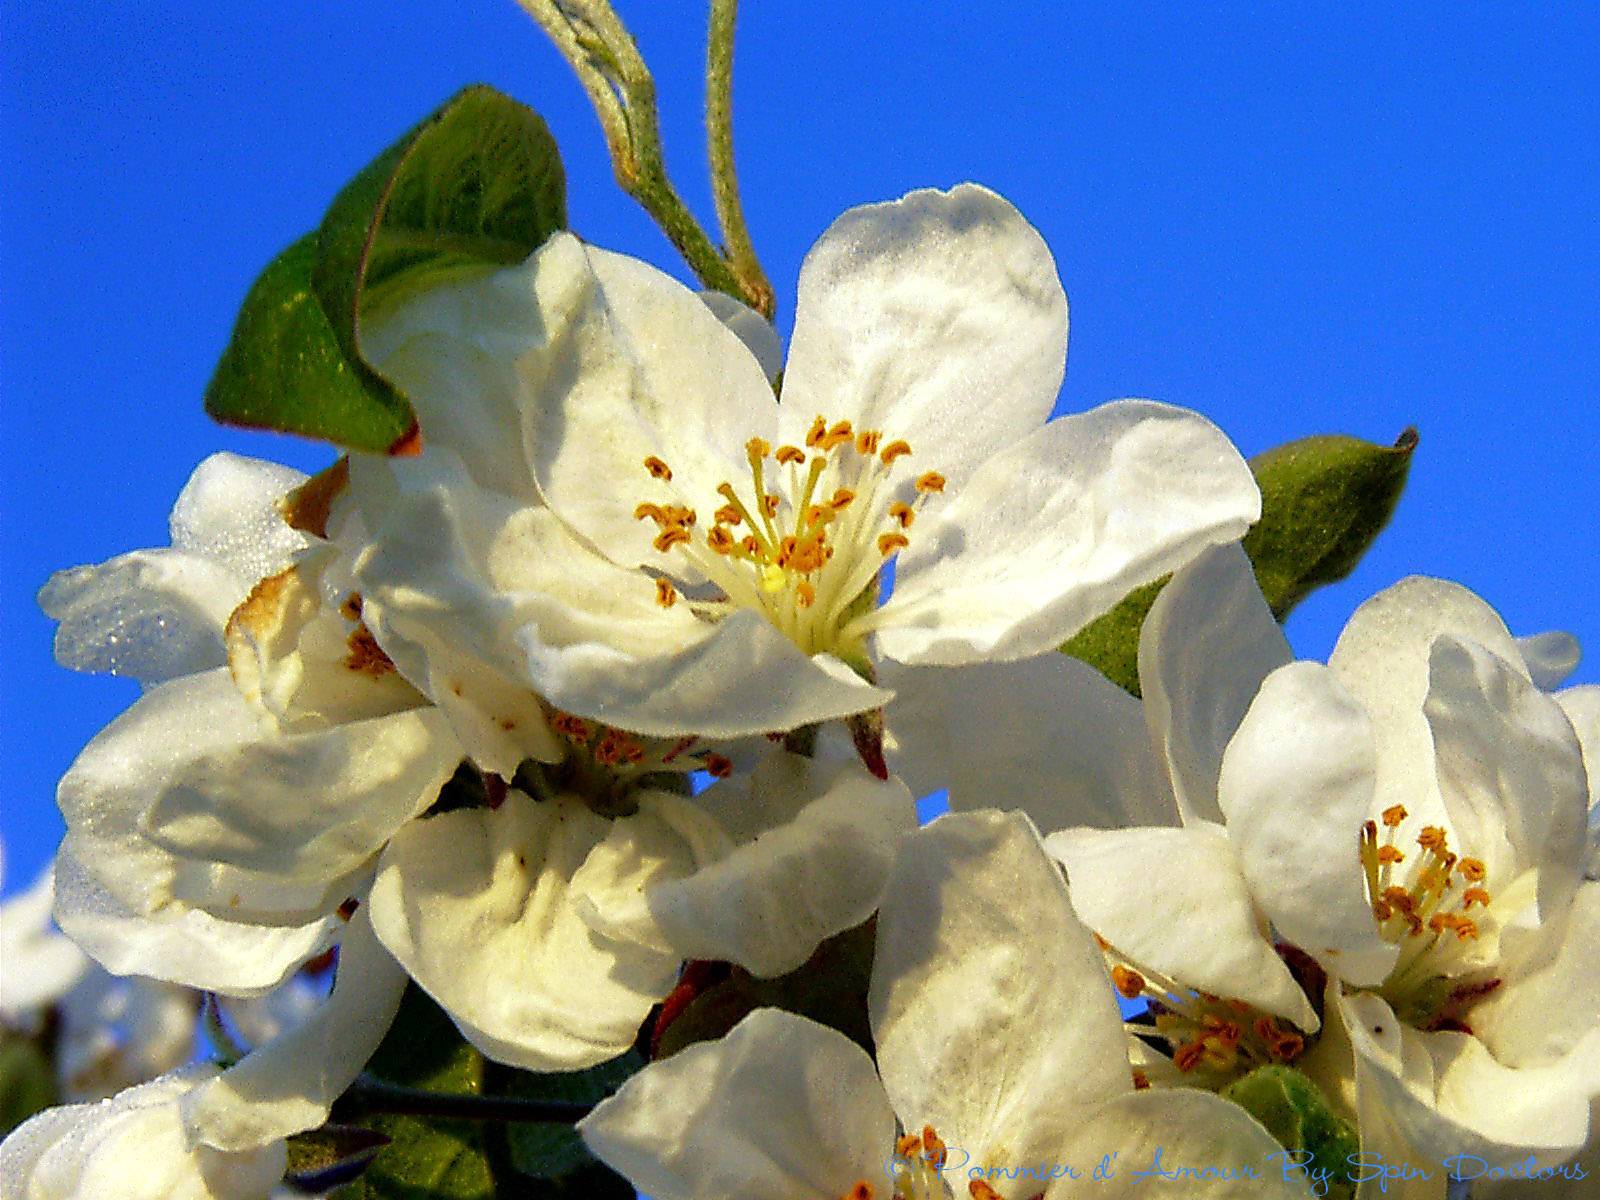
[653,526,691,552]
[655,579,677,608]
[914,471,946,494]
[880,439,912,465]
[919,1126,947,1169]
[828,487,856,511]
[643,455,673,481]
[746,437,771,461]
[713,503,743,526]
[634,502,667,524]
[595,730,645,767]
[1382,804,1409,828]
[855,430,882,455]
[1462,887,1491,908]
[888,501,915,529]
[763,494,781,518]
[704,754,734,779]
[1417,826,1449,852]
[842,1183,873,1200]
[1112,965,1147,999]
[1377,845,1406,865]
[774,444,806,465]
[1457,857,1487,883]
[820,420,855,451]
[1132,1068,1151,1090]
[1173,1040,1207,1073]
[895,1134,923,1158]
[707,526,736,554]
[969,1182,1002,1200]
[552,713,593,742]
[878,532,910,557]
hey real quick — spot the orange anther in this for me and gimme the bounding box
[878,531,910,557]
[855,430,882,455]
[914,471,946,494]
[1382,804,1409,828]
[775,445,806,465]
[1111,966,1146,999]
[1377,845,1405,865]
[653,527,691,552]
[888,501,915,528]
[655,578,677,608]
[1457,858,1487,883]
[746,437,771,460]
[880,440,912,465]
[704,754,734,779]
[643,456,672,481]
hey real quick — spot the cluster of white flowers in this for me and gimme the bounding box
[3,185,1595,1200]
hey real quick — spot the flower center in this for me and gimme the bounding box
[518,711,733,816]
[1359,806,1506,1028]
[635,416,944,656]
[892,1126,952,1200]
[1096,935,1308,1086]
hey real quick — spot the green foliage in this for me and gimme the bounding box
[1062,429,1417,693]
[332,987,637,1199]
[654,920,876,1059]
[206,85,566,453]
[0,1036,56,1136]
[1223,1065,1360,1200]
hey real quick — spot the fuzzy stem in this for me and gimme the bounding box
[706,0,774,317]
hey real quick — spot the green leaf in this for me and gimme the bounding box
[1222,1065,1360,1200]
[1062,429,1417,694]
[0,1035,56,1136]
[334,987,495,1200]
[1242,429,1417,620]
[497,1054,642,1181]
[207,85,566,453]
[286,1125,390,1194]
[654,920,876,1059]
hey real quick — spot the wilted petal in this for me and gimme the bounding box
[1139,542,1291,826]
[367,792,678,1070]
[1046,824,1319,1031]
[578,1009,893,1200]
[871,811,1130,1195]
[871,400,1259,665]
[182,909,406,1152]
[882,654,1175,828]
[1218,662,1396,987]
[778,184,1067,490]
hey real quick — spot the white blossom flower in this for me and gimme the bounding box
[40,454,462,997]
[344,184,1260,754]
[579,810,1309,1200]
[365,749,914,1071]
[0,1067,286,1200]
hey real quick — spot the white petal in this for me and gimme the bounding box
[778,184,1067,489]
[872,400,1259,665]
[1,1067,287,1200]
[1046,824,1319,1031]
[367,792,677,1070]
[881,654,1177,829]
[140,706,458,888]
[1518,631,1582,691]
[871,811,1130,1189]
[1046,1088,1319,1200]
[53,844,336,998]
[1424,636,1589,920]
[38,549,241,685]
[167,452,308,582]
[0,865,90,1022]
[643,763,916,977]
[1139,542,1291,826]
[1473,881,1600,1068]
[182,908,407,1152]
[1218,662,1397,986]
[1340,989,1600,1167]
[578,1009,893,1200]
[698,290,784,381]
[518,235,780,568]
[1328,577,1524,820]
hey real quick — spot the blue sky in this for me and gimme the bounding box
[3,2,1596,892]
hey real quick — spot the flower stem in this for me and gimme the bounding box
[343,1075,593,1125]
[706,0,774,317]
[512,0,772,317]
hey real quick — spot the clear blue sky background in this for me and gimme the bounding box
[3,3,1596,893]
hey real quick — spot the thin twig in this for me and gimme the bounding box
[706,0,774,317]
[343,1075,594,1125]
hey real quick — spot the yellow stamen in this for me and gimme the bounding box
[634,502,668,524]
[1417,826,1449,852]
[713,503,743,526]
[855,430,882,455]
[880,439,912,465]
[796,581,817,608]
[805,415,829,448]
[915,471,946,494]
[828,487,856,511]
[1457,858,1487,883]
[878,531,909,556]
[1462,887,1491,908]
[1377,845,1406,865]
[775,444,806,465]
[707,526,736,554]
[1382,804,1409,828]
[653,527,691,552]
